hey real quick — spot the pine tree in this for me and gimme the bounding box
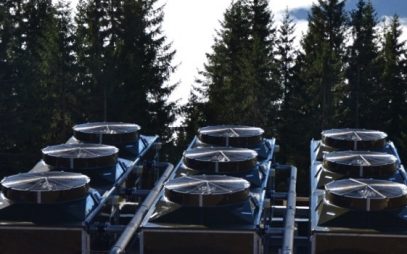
[276,9,296,104]
[197,0,278,129]
[299,0,348,131]
[47,0,78,142]
[275,9,298,160]
[203,0,252,124]
[181,84,207,143]
[75,0,176,140]
[20,0,61,147]
[0,1,28,154]
[75,0,113,121]
[113,0,176,140]
[242,0,280,130]
[346,0,380,128]
[379,16,407,158]
[0,1,14,151]
[0,0,63,171]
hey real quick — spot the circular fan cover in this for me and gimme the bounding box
[321,129,387,150]
[42,143,118,170]
[323,151,397,178]
[1,171,90,204]
[198,125,264,148]
[164,175,250,207]
[73,122,140,145]
[183,147,257,174]
[325,178,407,211]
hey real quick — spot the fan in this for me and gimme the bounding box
[164,175,250,207]
[73,122,140,145]
[321,129,387,150]
[198,125,264,147]
[325,178,407,211]
[323,151,397,178]
[0,171,90,204]
[183,147,257,174]
[42,143,118,170]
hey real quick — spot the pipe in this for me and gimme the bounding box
[84,137,159,226]
[109,162,174,254]
[84,184,117,226]
[282,166,297,254]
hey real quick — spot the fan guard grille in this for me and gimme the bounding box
[164,175,250,207]
[325,178,407,211]
[198,125,264,148]
[42,143,118,170]
[183,147,257,174]
[73,122,140,145]
[321,129,387,150]
[1,171,90,204]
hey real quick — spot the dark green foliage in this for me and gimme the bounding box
[187,0,279,133]
[0,0,407,188]
[300,0,348,131]
[74,0,117,121]
[274,10,310,194]
[114,0,176,140]
[0,0,176,173]
[379,16,407,159]
[275,9,309,170]
[242,0,280,130]
[180,84,207,144]
[276,9,297,158]
[46,0,78,143]
[75,0,176,140]
[0,0,60,172]
[203,0,252,124]
[276,9,296,104]
[346,0,380,128]
[274,0,348,193]
[0,1,15,152]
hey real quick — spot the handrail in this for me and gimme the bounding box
[282,165,297,254]
[109,162,174,254]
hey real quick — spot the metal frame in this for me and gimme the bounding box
[138,135,299,254]
[0,133,162,254]
[309,137,407,254]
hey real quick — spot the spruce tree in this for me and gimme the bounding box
[242,0,280,130]
[379,16,407,158]
[203,0,252,124]
[0,1,27,155]
[299,0,347,131]
[276,9,296,104]
[0,0,62,171]
[47,0,78,142]
[75,0,113,121]
[75,0,176,140]
[0,1,13,151]
[346,0,380,128]
[20,0,61,148]
[198,0,278,129]
[181,84,207,144]
[276,9,298,160]
[114,0,176,140]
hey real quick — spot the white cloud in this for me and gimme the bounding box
[269,0,314,12]
[270,0,314,21]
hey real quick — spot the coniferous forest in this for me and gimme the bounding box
[1,0,406,195]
